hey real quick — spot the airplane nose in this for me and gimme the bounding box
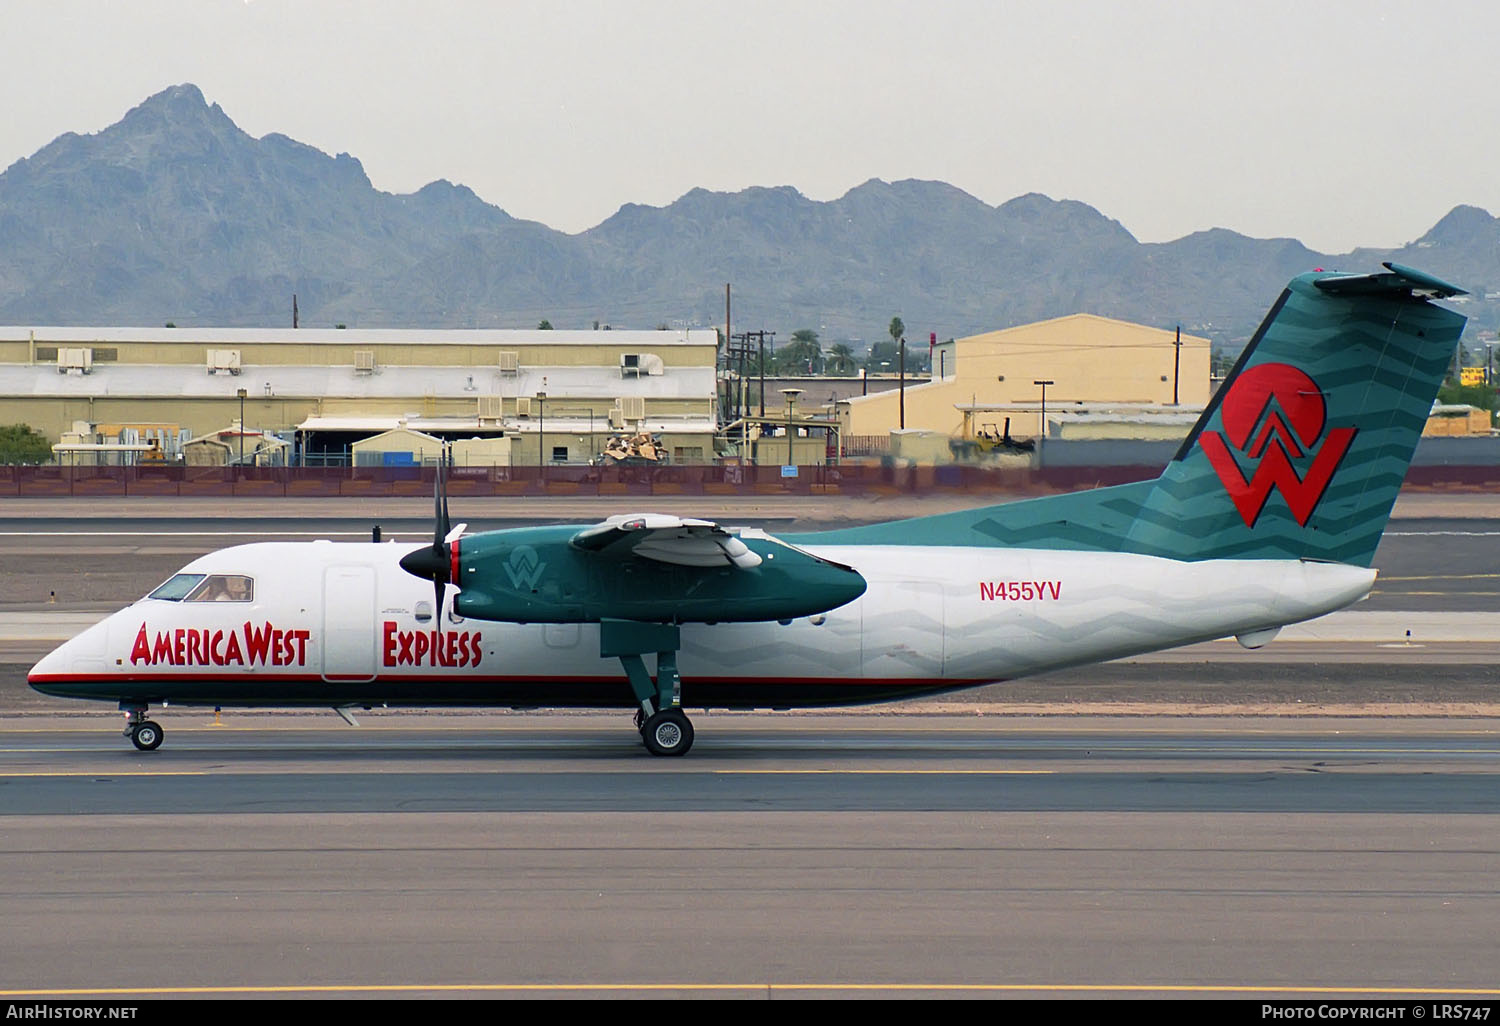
[27,612,111,697]
[28,641,73,696]
[28,645,62,681]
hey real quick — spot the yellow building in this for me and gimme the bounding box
[1423,404,1493,436]
[837,314,1211,445]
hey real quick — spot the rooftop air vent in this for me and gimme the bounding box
[206,349,241,375]
[57,348,92,375]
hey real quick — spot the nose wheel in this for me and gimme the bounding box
[122,706,164,751]
[129,721,164,751]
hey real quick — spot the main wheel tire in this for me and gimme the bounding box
[131,721,164,751]
[641,709,694,757]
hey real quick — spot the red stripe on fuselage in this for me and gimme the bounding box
[27,672,991,688]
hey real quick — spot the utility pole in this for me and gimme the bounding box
[758,330,775,417]
[728,332,756,422]
[537,390,546,479]
[733,330,776,418]
[724,283,731,420]
[1172,326,1182,405]
[898,336,906,429]
[236,388,247,469]
[780,388,802,470]
[759,332,766,418]
[1034,380,1054,465]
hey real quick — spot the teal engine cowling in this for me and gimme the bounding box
[447,525,866,624]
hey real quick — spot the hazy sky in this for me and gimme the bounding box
[5,0,1498,253]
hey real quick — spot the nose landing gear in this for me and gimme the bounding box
[122,705,164,751]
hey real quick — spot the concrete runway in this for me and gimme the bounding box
[1,493,1498,998]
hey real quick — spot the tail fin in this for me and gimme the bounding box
[798,264,1466,566]
[1124,263,1466,565]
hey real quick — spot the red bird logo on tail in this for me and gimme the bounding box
[1199,363,1357,527]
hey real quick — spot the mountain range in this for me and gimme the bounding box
[1,84,1495,353]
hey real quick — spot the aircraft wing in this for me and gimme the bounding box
[569,514,763,569]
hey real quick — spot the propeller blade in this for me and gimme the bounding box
[437,445,451,545]
[403,444,459,635]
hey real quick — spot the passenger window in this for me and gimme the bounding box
[183,575,255,603]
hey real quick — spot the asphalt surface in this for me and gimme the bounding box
[3,716,1498,998]
[3,492,1497,999]
[5,719,1500,815]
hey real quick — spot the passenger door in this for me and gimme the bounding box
[322,564,377,682]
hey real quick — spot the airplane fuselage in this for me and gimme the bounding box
[23,263,1468,756]
[28,538,1374,710]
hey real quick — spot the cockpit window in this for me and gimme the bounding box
[148,574,205,601]
[148,573,254,602]
[184,575,255,603]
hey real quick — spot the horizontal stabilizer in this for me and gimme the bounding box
[1313,261,1467,299]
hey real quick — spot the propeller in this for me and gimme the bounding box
[398,445,461,631]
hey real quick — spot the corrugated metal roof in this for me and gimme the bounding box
[0,363,716,400]
[0,326,716,348]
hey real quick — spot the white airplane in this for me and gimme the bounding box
[30,263,1467,756]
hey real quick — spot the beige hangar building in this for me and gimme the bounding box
[0,327,720,466]
[836,314,1212,449]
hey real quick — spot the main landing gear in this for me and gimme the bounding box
[122,704,164,751]
[607,620,695,757]
[640,707,694,757]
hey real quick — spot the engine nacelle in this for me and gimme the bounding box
[451,526,866,624]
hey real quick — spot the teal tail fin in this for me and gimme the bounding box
[1124,263,1466,565]
[799,264,1467,566]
